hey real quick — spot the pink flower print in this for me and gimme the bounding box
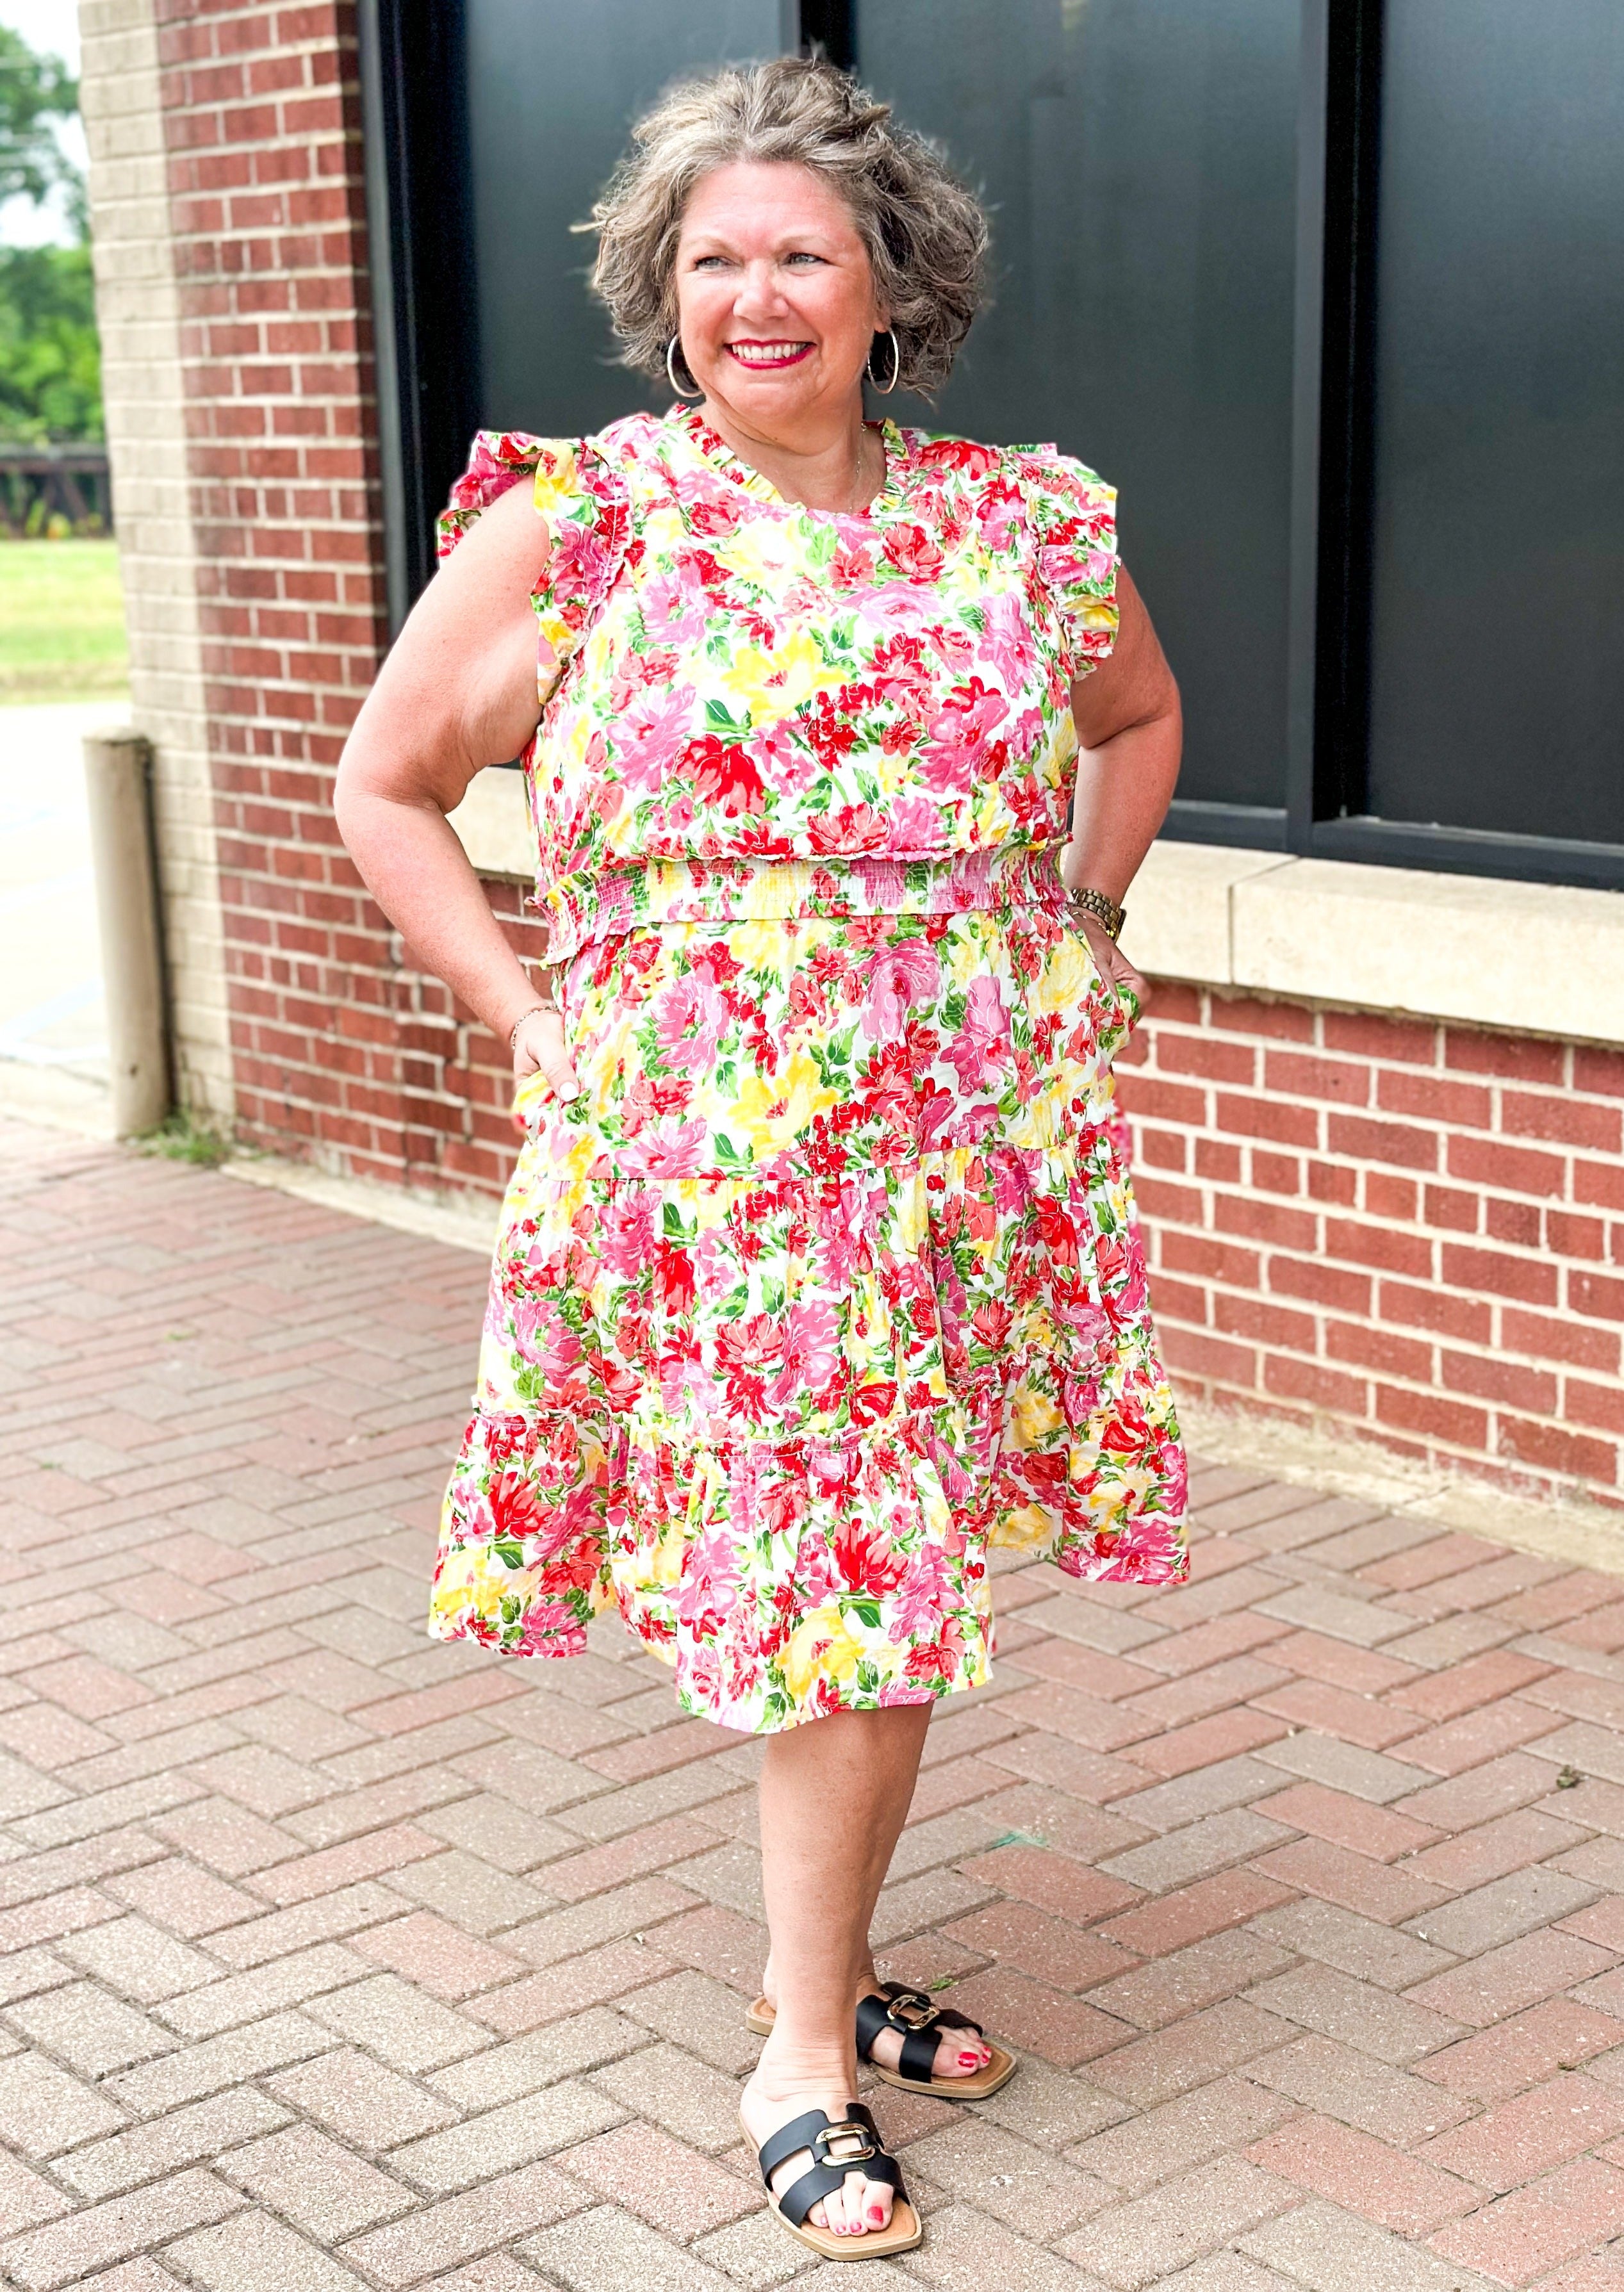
[919,675,1009,794]
[753,718,819,794]
[653,970,728,1072]
[676,1524,741,1635]
[991,1152,1035,1216]
[977,590,1037,688]
[617,1117,711,1177]
[766,1298,841,1411]
[810,1184,864,1288]
[887,1540,957,1639]
[860,938,941,1042]
[944,972,1012,1092]
[637,571,707,646]
[596,1188,659,1279]
[659,1333,724,1425]
[1094,1514,1185,1584]
[888,794,942,849]
[619,686,698,790]
[515,1598,583,1654]
[509,1301,586,1391]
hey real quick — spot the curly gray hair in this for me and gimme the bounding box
[578,54,990,400]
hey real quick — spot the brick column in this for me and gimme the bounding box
[81,0,233,1122]
[83,0,533,1191]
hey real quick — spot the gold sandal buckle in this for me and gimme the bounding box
[883,1986,939,2032]
[815,2120,878,2168]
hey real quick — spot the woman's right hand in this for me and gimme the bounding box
[512,1005,580,1106]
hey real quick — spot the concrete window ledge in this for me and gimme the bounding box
[1129,843,1624,1049]
[450,767,1624,1049]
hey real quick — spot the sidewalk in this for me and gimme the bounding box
[2,1113,1624,2291]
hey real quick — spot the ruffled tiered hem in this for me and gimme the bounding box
[431,888,1187,1734]
[431,1374,1186,1733]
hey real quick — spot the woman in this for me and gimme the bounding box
[336,54,1186,2263]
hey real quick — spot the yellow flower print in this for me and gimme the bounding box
[1010,1382,1062,1446]
[728,919,796,976]
[730,1049,839,1152]
[782,1603,865,1700]
[720,626,839,726]
[1038,929,1096,1016]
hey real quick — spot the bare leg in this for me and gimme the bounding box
[739,1701,985,2240]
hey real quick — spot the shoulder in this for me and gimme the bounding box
[1000,443,1117,527]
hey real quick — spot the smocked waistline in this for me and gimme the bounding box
[537,844,1076,963]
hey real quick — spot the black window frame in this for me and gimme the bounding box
[358,0,1624,893]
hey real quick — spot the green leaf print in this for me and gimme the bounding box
[846,1599,883,1630]
[761,1277,785,1315]
[942,989,967,1030]
[703,698,751,737]
[493,1541,527,1571]
[712,1132,755,1173]
[662,1201,696,1242]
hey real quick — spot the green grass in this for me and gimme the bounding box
[0,538,129,703]
[137,1111,234,1168]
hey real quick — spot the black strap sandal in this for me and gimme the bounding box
[742,2098,922,2261]
[746,1979,1017,2100]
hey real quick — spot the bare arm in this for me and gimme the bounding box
[332,480,578,1096]
[1062,562,1182,1015]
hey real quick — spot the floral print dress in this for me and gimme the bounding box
[430,404,1188,1733]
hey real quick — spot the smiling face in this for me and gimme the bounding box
[673,160,886,436]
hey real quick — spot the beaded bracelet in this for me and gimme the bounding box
[508,1001,559,1054]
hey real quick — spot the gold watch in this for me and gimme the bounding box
[1067,885,1126,942]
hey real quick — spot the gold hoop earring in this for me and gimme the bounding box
[867,328,901,396]
[666,336,703,400]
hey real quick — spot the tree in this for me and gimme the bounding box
[0,244,101,443]
[0,28,98,446]
[0,26,82,225]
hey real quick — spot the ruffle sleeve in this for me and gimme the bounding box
[436,430,632,707]
[1008,446,1120,680]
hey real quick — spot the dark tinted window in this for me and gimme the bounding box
[1365,2,1624,844]
[464,0,782,438]
[855,0,1300,810]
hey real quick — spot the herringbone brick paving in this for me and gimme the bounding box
[3,1116,1624,2290]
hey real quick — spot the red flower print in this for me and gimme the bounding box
[684,735,766,817]
[656,1243,696,1315]
[882,525,944,581]
[970,1300,1012,1352]
[716,1313,787,1411]
[916,438,1000,479]
[832,1521,905,1596]
[685,498,740,538]
[849,1380,898,1429]
[486,1468,546,1544]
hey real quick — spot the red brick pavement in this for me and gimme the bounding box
[2,1115,1624,2288]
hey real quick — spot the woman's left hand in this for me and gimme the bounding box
[1075,910,1152,1025]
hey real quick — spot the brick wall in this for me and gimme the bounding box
[1118,986,1624,1514]
[147,0,531,1191]
[94,8,1623,1509]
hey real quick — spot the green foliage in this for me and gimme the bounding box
[0,243,102,444]
[0,28,98,445]
[138,1111,233,1168]
[0,26,81,222]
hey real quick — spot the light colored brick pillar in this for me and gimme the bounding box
[79,0,234,1123]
